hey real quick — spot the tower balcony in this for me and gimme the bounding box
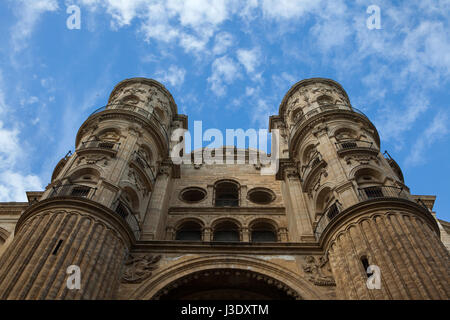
[48,183,141,240]
[77,139,120,157]
[313,186,430,240]
[88,103,169,144]
[335,139,379,156]
[288,104,377,155]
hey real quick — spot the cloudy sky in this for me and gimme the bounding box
[0,0,449,220]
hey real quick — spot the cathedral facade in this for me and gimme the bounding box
[0,77,448,300]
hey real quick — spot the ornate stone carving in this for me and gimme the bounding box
[345,154,379,166]
[77,155,109,166]
[121,254,162,283]
[99,131,120,142]
[302,255,336,286]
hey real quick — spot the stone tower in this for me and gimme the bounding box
[0,78,185,299]
[271,78,449,299]
[0,77,448,300]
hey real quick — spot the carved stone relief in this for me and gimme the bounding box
[302,255,336,286]
[121,254,162,283]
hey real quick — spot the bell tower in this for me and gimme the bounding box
[0,78,185,299]
[272,78,449,299]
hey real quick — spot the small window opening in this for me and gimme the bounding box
[361,256,372,278]
[52,239,63,255]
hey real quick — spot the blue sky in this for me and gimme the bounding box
[0,0,449,221]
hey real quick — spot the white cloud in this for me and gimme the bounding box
[376,93,430,145]
[213,32,233,55]
[236,47,261,74]
[251,98,275,128]
[407,111,449,166]
[0,121,43,201]
[155,65,186,87]
[81,0,233,53]
[10,0,59,52]
[261,0,322,20]
[207,56,241,96]
[0,172,42,202]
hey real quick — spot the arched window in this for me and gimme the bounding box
[175,221,202,241]
[250,222,277,242]
[215,181,239,207]
[213,221,240,242]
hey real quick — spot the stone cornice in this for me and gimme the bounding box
[168,206,286,214]
[131,240,322,255]
[0,203,28,216]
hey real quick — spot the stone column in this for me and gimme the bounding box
[283,165,315,242]
[141,165,172,240]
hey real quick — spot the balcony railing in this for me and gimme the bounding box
[357,186,411,202]
[300,152,325,183]
[114,200,141,239]
[290,104,370,136]
[49,184,97,199]
[215,199,239,207]
[314,201,342,240]
[88,103,169,144]
[132,151,156,183]
[78,139,120,156]
[335,139,377,154]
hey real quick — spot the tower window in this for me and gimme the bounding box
[52,239,63,255]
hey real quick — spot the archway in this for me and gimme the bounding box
[155,269,296,300]
[130,255,327,300]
